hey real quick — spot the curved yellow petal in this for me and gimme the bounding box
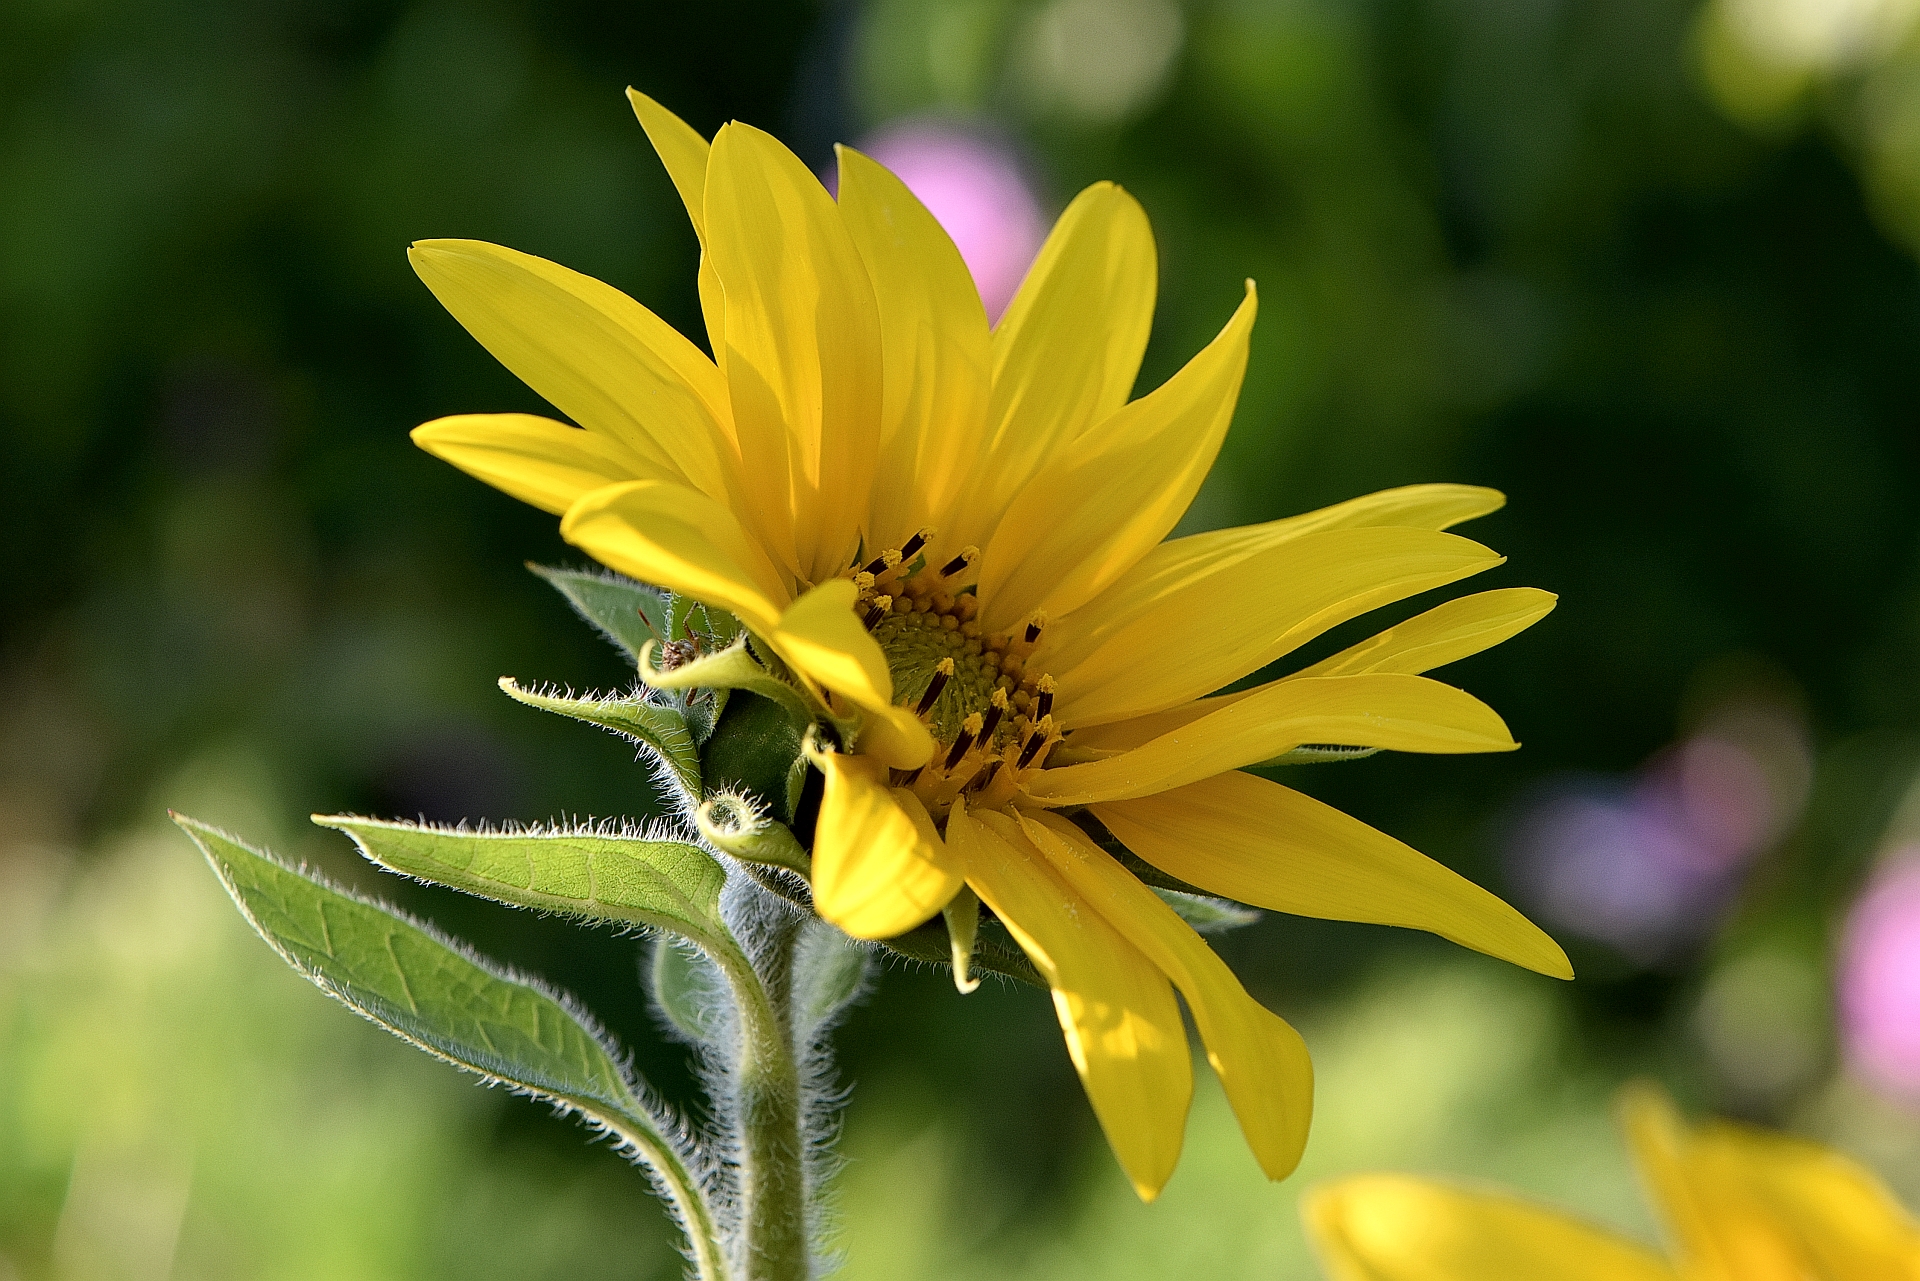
[811,752,961,938]
[626,89,730,384]
[949,801,1191,1201]
[945,183,1157,548]
[1019,810,1313,1180]
[1305,1175,1678,1281]
[834,145,992,555]
[1027,674,1516,806]
[772,580,934,769]
[408,239,731,501]
[1256,482,1507,543]
[1621,1086,1920,1281]
[1092,771,1571,979]
[706,122,883,584]
[1296,587,1559,680]
[411,413,651,516]
[1072,587,1557,756]
[978,283,1256,633]
[560,479,789,635]
[1049,528,1505,729]
[627,89,709,241]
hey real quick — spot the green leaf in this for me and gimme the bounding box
[497,677,701,796]
[528,563,666,659]
[641,637,816,727]
[648,938,727,1046]
[312,815,735,955]
[1152,888,1261,934]
[789,920,870,1036]
[701,693,811,825]
[173,813,725,1276]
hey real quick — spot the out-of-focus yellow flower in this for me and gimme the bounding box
[1306,1085,1920,1280]
[410,91,1568,1200]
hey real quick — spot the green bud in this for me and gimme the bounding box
[696,790,809,874]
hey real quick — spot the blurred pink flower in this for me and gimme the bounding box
[1841,849,1920,1097]
[855,120,1046,322]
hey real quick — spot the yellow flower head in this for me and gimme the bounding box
[1306,1086,1920,1280]
[410,90,1570,1201]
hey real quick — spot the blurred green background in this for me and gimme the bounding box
[7,0,1920,1276]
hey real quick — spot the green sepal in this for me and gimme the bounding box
[648,938,726,1046]
[1153,888,1260,934]
[641,638,815,727]
[312,815,735,956]
[701,693,811,826]
[173,813,724,1274]
[878,915,1043,988]
[1260,744,1384,766]
[528,563,666,659]
[697,792,810,874]
[497,677,701,797]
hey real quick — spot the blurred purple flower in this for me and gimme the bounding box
[1508,703,1809,962]
[854,120,1046,322]
[1840,850,1920,1098]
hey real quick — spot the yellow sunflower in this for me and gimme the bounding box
[1307,1086,1920,1280]
[410,90,1570,1201]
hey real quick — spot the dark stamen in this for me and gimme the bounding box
[862,595,892,629]
[914,658,955,716]
[977,702,1004,745]
[900,766,925,787]
[1035,676,1055,721]
[900,528,931,560]
[1016,724,1053,770]
[966,759,1002,795]
[944,724,979,770]
[1024,617,1045,644]
[940,550,973,577]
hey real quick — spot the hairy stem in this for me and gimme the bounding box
[715,921,810,1281]
[589,1108,727,1281]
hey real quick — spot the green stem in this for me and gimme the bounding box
[715,926,810,1281]
[587,1107,728,1281]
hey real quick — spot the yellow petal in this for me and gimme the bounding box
[1620,1086,1920,1281]
[1076,587,1558,752]
[706,122,883,584]
[410,413,650,516]
[1049,528,1505,729]
[1092,771,1571,979]
[627,89,709,242]
[944,183,1157,548]
[1257,482,1507,542]
[977,283,1256,633]
[771,580,934,769]
[834,145,992,555]
[625,89,729,379]
[949,801,1191,1201]
[1295,587,1559,680]
[560,479,789,634]
[1304,1175,1678,1281]
[811,752,961,938]
[408,239,731,501]
[1018,810,1313,1180]
[1029,673,1516,806]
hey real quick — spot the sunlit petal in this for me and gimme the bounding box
[408,239,731,501]
[812,752,961,938]
[978,283,1256,632]
[773,580,935,769]
[706,122,883,583]
[1049,528,1505,728]
[1093,771,1571,979]
[949,801,1190,1201]
[1019,810,1313,1180]
[944,183,1156,548]
[1028,674,1516,806]
[560,479,789,635]
[411,413,654,516]
[835,145,991,555]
